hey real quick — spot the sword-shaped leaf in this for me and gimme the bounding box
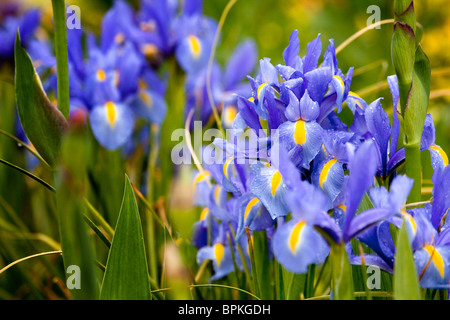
[100,175,151,300]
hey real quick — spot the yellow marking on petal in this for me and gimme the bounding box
[140,21,156,32]
[429,145,449,167]
[294,120,307,146]
[424,245,445,278]
[139,91,153,107]
[271,170,282,196]
[214,243,225,266]
[337,204,347,211]
[200,208,210,221]
[400,211,417,235]
[97,69,106,82]
[105,101,117,127]
[248,97,255,102]
[114,32,125,44]
[289,221,306,255]
[257,82,268,100]
[349,91,361,99]
[319,158,338,189]
[188,35,202,59]
[142,43,159,59]
[214,186,221,205]
[223,106,237,126]
[193,171,211,191]
[223,157,234,180]
[333,75,345,94]
[244,197,260,222]
[138,79,148,90]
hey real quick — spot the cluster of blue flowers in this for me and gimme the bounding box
[2,0,256,152]
[191,30,450,289]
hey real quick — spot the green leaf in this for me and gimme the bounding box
[100,175,151,300]
[330,243,354,300]
[394,221,421,300]
[56,126,100,300]
[14,32,68,168]
[253,230,272,299]
[51,0,70,118]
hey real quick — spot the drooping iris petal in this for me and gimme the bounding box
[312,157,344,205]
[331,74,345,112]
[272,220,329,274]
[250,163,289,219]
[191,208,219,248]
[192,170,212,207]
[176,34,210,74]
[129,89,167,124]
[414,246,450,289]
[345,91,367,115]
[197,243,236,281]
[236,194,274,241]
[278,119,323,169]
[350,254,393,274]
[89,101,135,150]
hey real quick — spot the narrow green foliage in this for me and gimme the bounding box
[330,243,354,300]
[393,222,421,300]
[253,230,272,299]
[56,125,99,300]
[100,175,151,300]
[51,0,70,118]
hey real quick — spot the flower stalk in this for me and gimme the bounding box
[392,0,431,202]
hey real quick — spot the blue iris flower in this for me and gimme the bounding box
[0,4,40,60]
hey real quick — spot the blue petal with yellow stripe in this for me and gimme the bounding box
[278,119,323,169]
[414,246,450,289]
[312,157,344,206]
[176,33,210,74]
[197,243,236,281]
[128,88,167,124]
[89,101,135,150]
[272,219,329,274]
[250,162,289,219]
[235,193,274,241]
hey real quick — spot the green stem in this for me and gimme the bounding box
[404,143,422,203]
[51,0,70,118]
